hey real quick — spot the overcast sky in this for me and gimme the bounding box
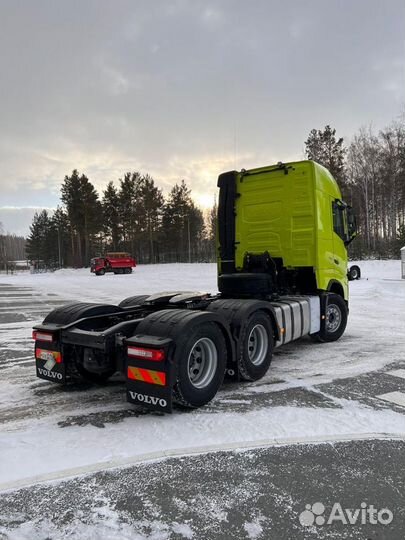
[0,0,404,236]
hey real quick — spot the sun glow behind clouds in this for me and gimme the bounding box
[0,0,403,239]
[195,192,215,210]
[0,150,241,235]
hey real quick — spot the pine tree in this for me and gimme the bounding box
[207,201,218,260]
[161,180,205,262]
[139,175,164,263]
[118,172,142,257]
[61,170,102,266]
[52,207,70,267]
[26,210,52,267]
[305,125,346,185]
[187,202,205,262]
[161,181,190,261]
[102,181,121,250]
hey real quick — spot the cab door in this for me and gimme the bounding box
[331,200,349,296]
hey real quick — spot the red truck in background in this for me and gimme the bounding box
[90,252,136,275]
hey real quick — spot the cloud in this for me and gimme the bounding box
[0,207,56,237]
[0,0,404,234]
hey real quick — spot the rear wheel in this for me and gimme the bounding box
[173,322,226,408]
[310,293,348,342]
[348,265,361,281]
[238,311,273,381]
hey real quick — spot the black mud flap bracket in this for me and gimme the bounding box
[317,293,330,337]
[125,335,175,413]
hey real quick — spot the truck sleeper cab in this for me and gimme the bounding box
[217,160,356,301]
[33,160,356,414]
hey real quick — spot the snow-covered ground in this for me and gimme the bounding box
[1,263,221,302]
[0,261,404,492]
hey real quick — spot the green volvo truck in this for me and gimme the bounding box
[32,160,356,413]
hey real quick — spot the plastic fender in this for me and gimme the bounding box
[42,303,122,326]
[134,308,235,380]
[207,299,279,378]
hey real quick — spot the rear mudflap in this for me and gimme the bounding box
[35,346,66,384]
[125,335,175,413]
[127,382,172,413]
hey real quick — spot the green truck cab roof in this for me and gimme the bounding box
[239,160,342,199]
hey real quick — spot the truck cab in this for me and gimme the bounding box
[217,160,356,301]
[90,257,105,274]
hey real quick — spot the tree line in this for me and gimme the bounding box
[0,224,26,270]
[305,120,405,258]
[26,171,217,268]
[22,114,405,268]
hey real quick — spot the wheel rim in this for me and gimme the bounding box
[247,324,268,366]
[352,269,358,278]
[187,337,218,389]
[326,304,341,333]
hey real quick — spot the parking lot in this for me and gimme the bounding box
[0,262,405,538]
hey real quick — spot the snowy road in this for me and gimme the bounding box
[1,438,404,540]
[0,261,405,538]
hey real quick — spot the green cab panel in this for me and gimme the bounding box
[218,160,349,300]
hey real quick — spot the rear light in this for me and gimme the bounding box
[36,348,62,363]
[127,346,165,362]
[32,331,54,342]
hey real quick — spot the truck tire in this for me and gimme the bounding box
[348,265,361,280]
[118,295,150,308]
[238,311,273,381]
[95,268,105,276]
[311,294,348,343]
[42,302,122,325]
[173,322,227,408]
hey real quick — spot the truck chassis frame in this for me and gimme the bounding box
[33,290,344,413]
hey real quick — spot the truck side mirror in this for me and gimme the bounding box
[345,206,357,245]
